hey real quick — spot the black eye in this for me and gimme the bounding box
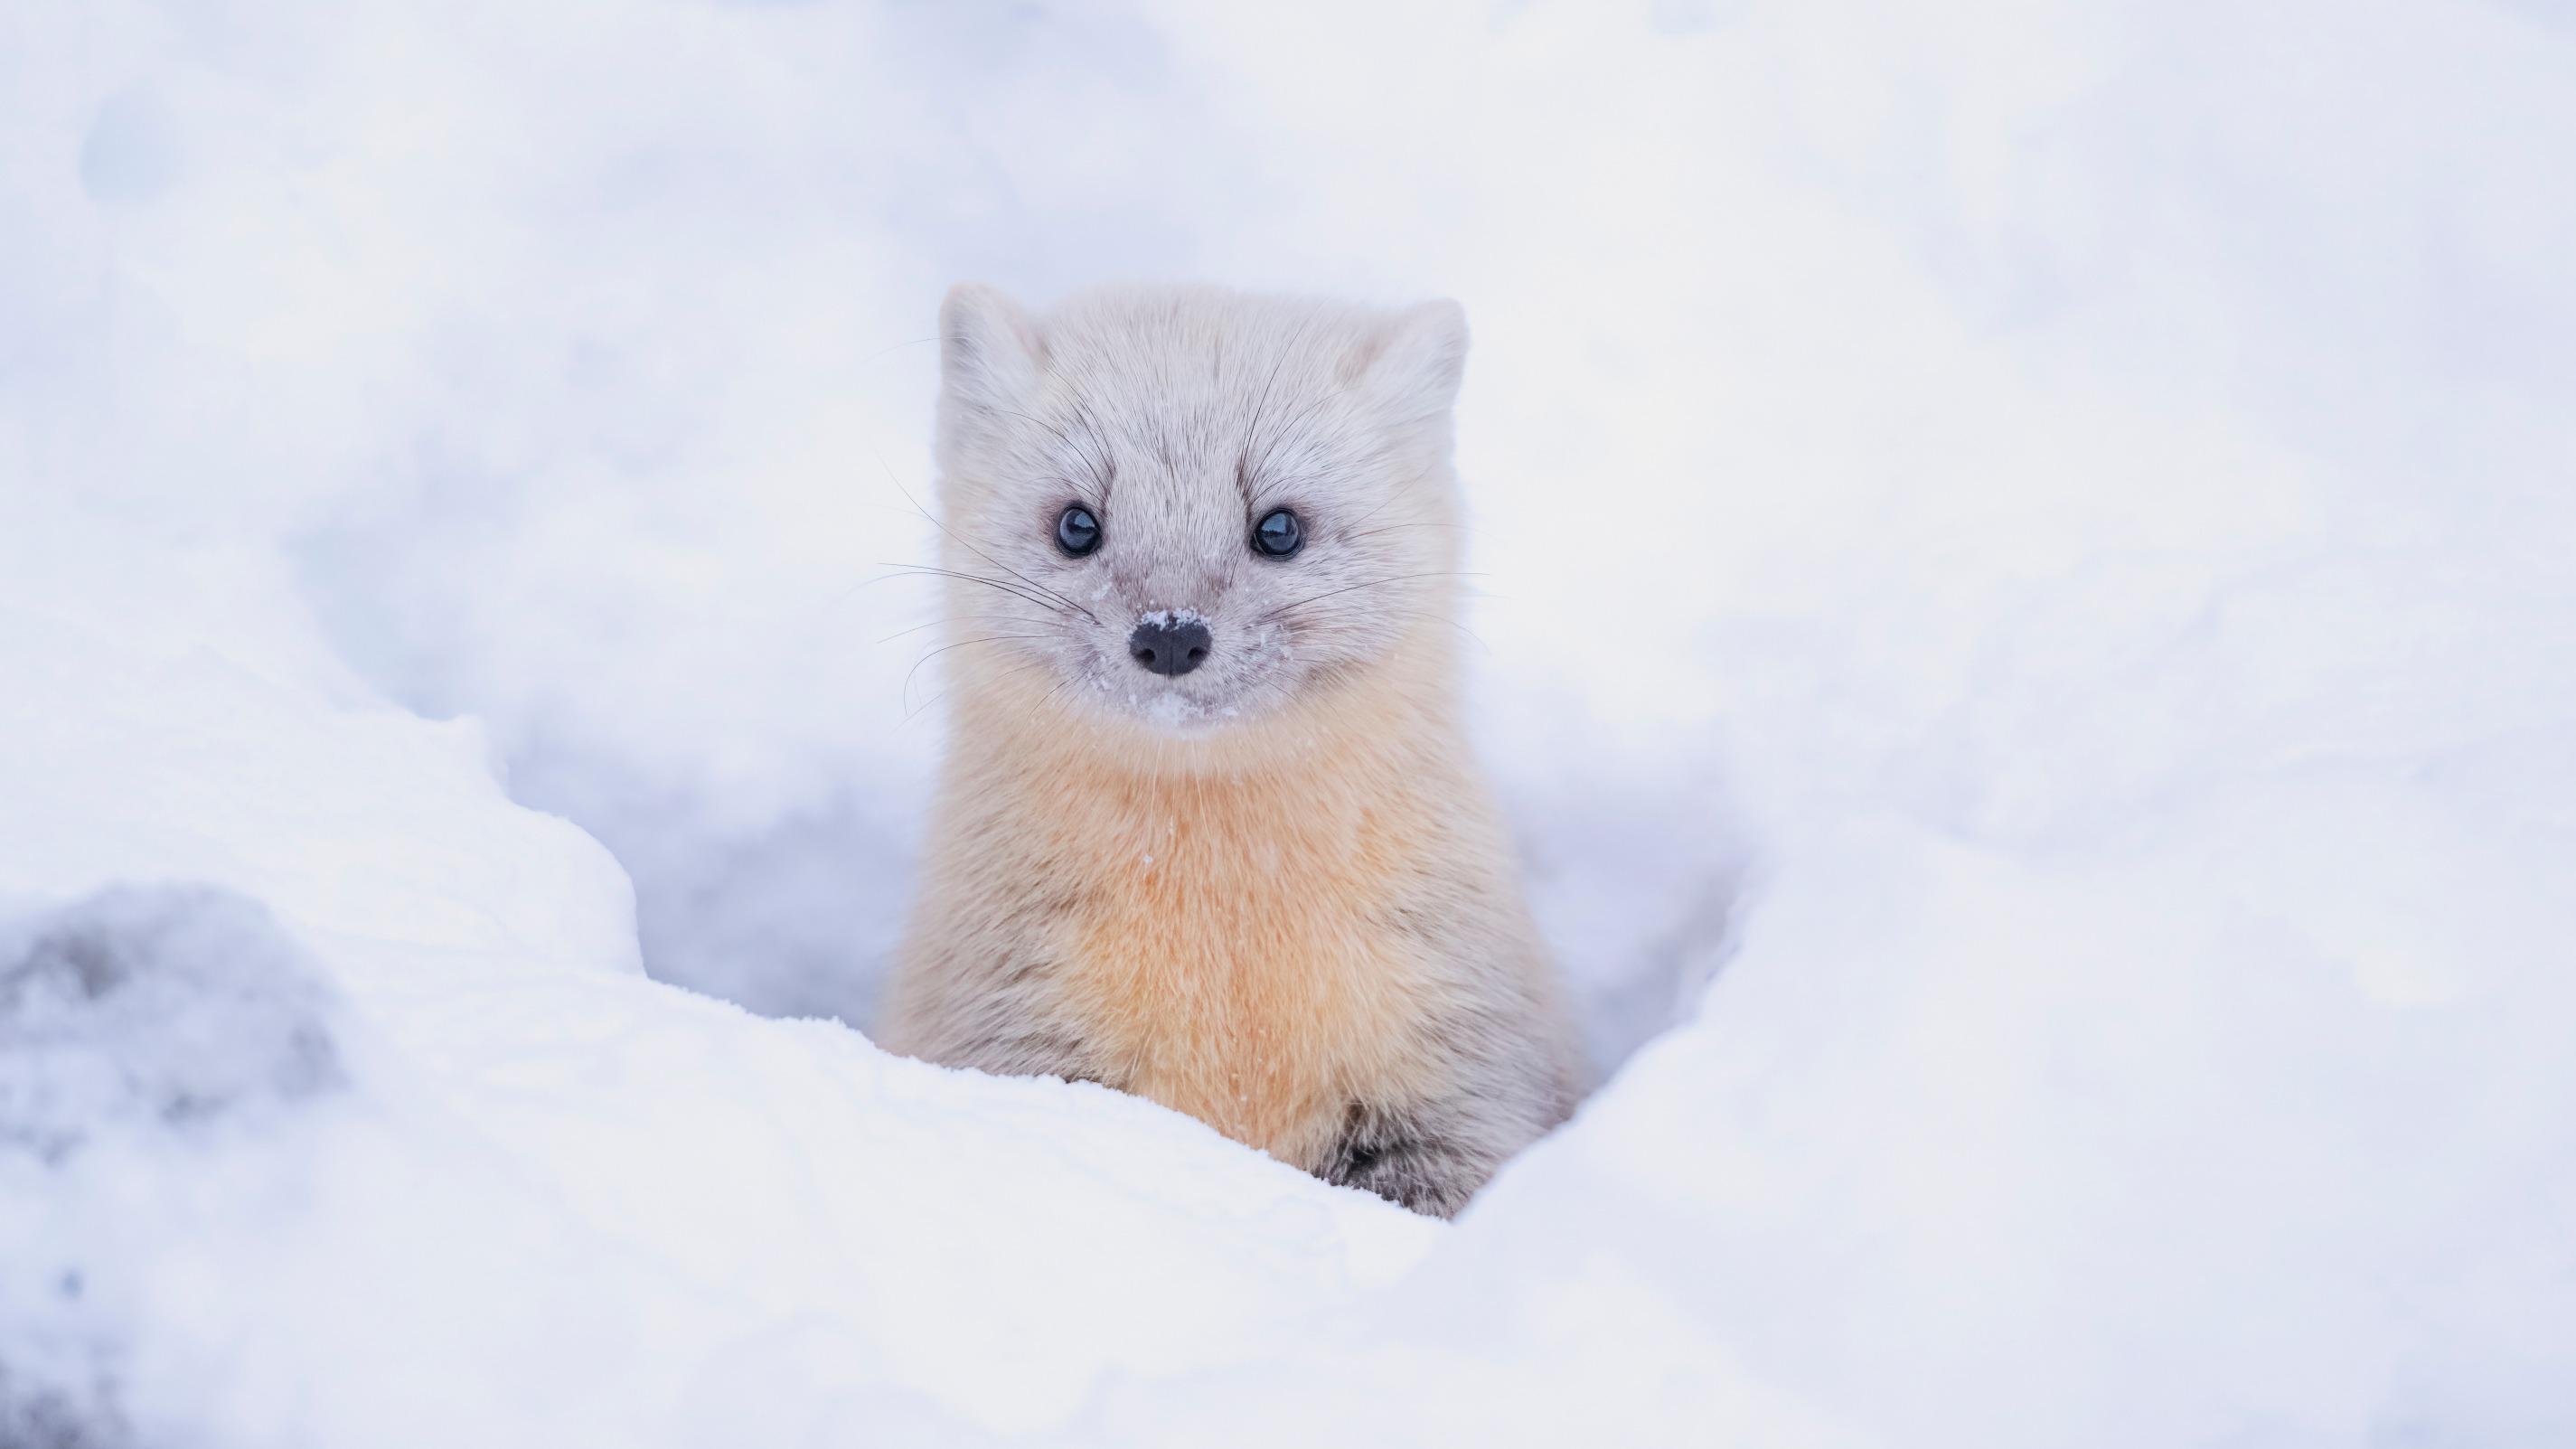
[1252,508,1303,559]
[1056,504,1102,557]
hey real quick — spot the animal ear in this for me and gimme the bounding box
[1346,298,1469,422]
[939,283,1044,415]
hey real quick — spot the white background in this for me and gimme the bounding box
[4,2,2572,1444]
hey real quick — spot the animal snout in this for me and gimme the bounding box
[1128,615,1211,677]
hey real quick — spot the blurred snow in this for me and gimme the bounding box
[4,0,2574,1444]
[0,886,343,1162]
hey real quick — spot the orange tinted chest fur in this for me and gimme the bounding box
[1047,757,1441,1167]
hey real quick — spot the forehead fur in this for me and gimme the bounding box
[937,284,1468,499]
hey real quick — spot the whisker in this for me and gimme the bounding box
[1251,384,1349,485]
[873,611,1037,645]
[859,334,940,364]
[1337,520,1471,546]
[992,406,1114,497]
[870,452,1102,623]
[992,406,1085,457]
[1260,571,1484,622]
[873,564,1072,617]
[1065,397,1121,498]
[905,653,1057,724]
[1334,489,1406,538]
[1237,318,1309,480]
[904,635,1050,712]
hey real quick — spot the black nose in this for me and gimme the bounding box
[1128,616,1212,677]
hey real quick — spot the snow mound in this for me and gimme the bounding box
[0,887,343,1448]
[5,0,2574,1444]
[0,886,343,1162]
[0,506,1439,1445]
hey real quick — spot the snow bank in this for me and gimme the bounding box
[5,0,2573,1444]
[0,886,344,1162]
[0,507,1438,1444]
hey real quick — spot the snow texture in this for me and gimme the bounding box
[5,1,2575,1444]
[0,887,343,1163]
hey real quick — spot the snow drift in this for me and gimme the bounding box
[5,1,2573,1444]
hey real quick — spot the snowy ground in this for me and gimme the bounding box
[5,2,2575,1444]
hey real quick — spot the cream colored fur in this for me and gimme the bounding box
[880,284,1577,1216]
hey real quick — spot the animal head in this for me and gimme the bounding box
[927,284,1470,756]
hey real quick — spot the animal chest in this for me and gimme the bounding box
[1043,767,1441,1167]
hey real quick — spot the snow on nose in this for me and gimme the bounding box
[1128,610,1211,677]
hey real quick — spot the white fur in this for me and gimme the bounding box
[887,284,1577,1217]
[932,283,1471,739]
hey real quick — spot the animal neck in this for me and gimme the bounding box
[950,637,1462,807]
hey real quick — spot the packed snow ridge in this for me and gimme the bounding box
[5,1,2575,1444]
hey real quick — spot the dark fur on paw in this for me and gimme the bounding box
[1324,1102,1481,1218]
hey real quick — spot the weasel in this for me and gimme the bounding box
[879,284,1578,1217]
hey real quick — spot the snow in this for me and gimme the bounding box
[0,887,344,1162]
[5,1,2574,1444]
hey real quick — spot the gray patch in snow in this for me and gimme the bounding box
[0,884,346,1162]
[0,1358,131,1449]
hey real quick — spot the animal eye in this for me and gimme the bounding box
[1252,508,1303,559]
[1056,504,1102,557]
